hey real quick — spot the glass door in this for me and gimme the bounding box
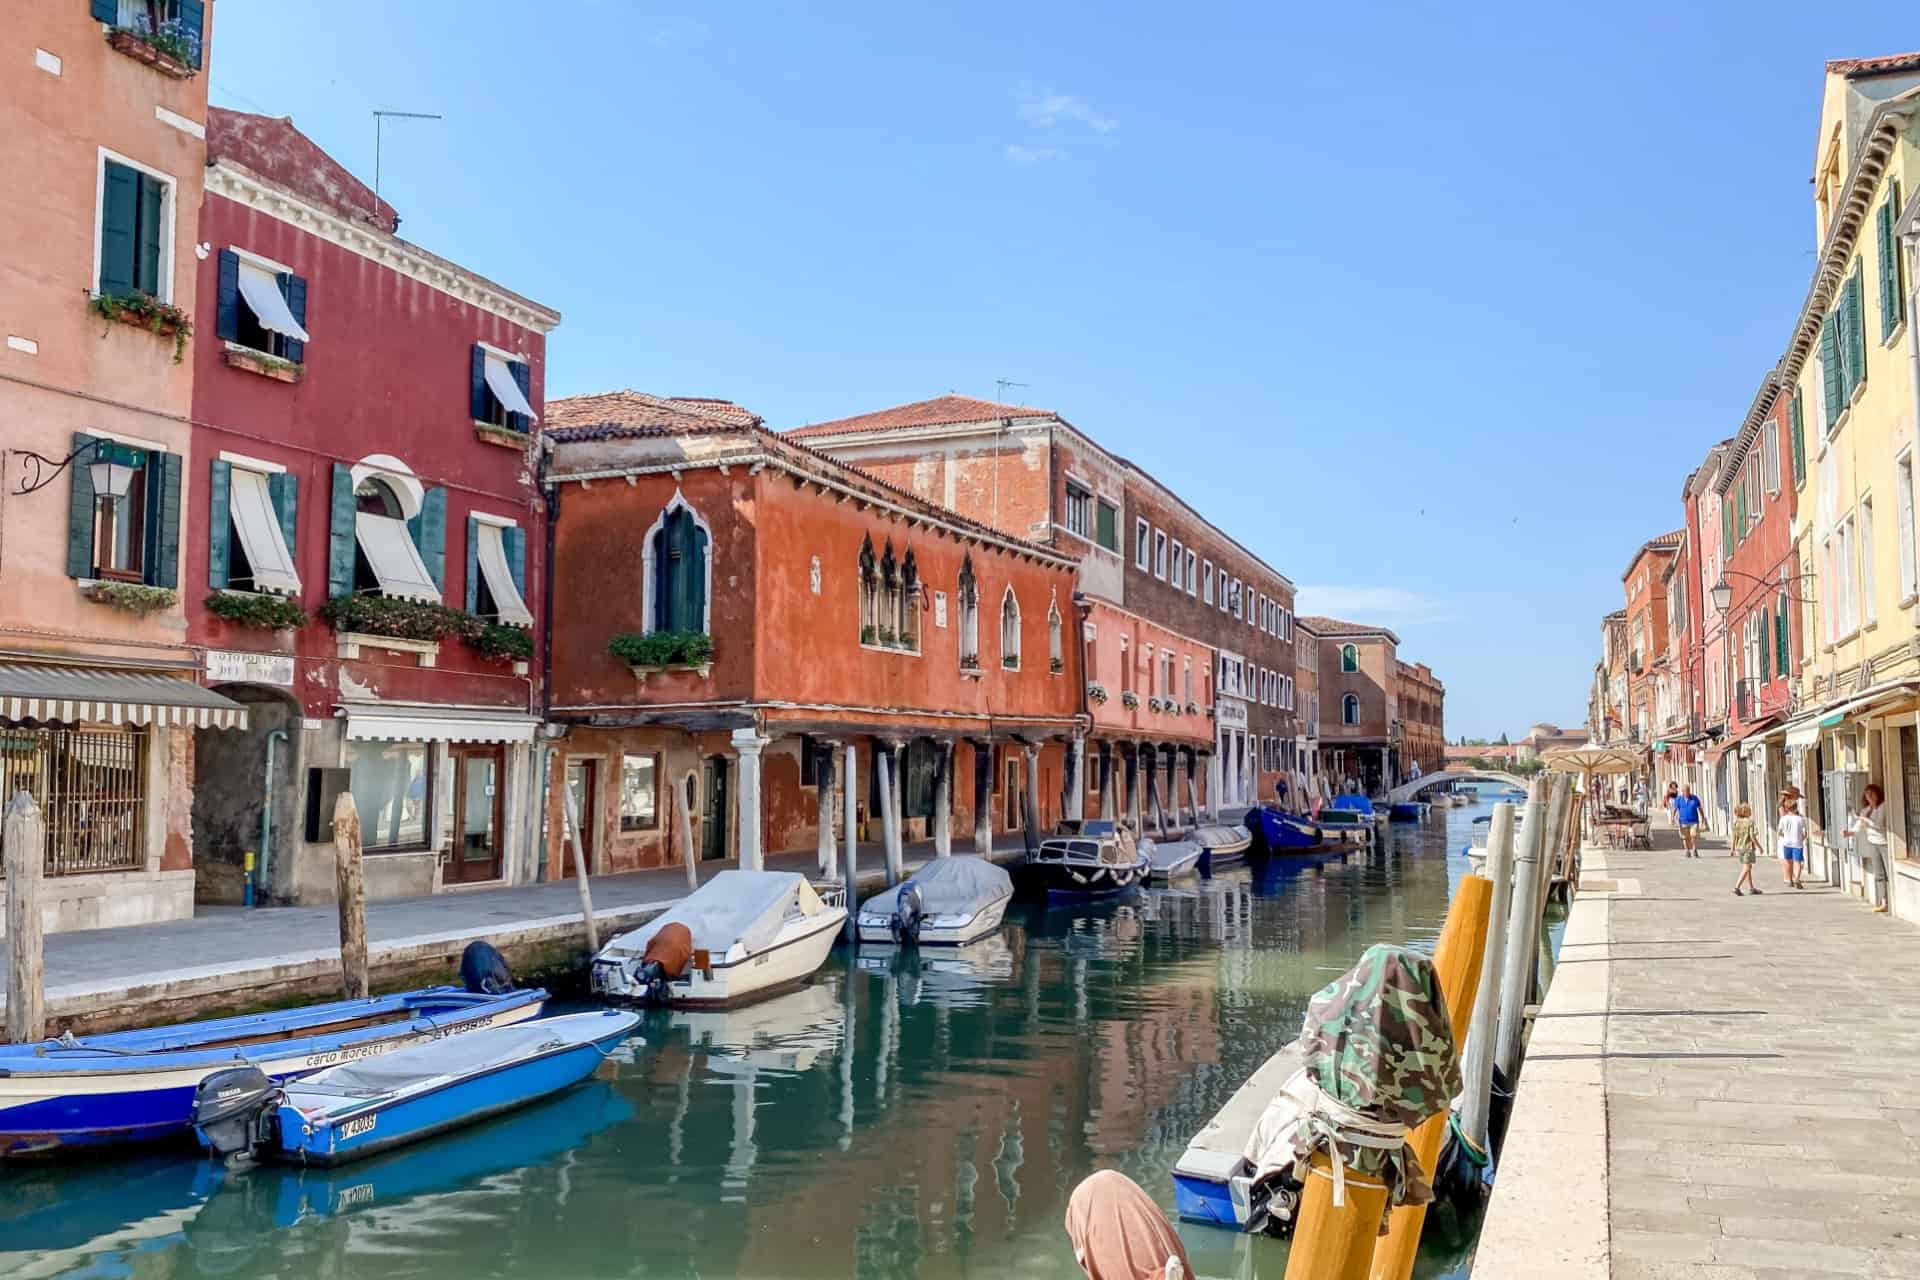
[565,758,597,876]
[448,745,504,883]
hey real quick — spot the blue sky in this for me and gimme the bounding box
[209,1,1920,739]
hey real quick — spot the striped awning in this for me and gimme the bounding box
[343,703,538,744]
[0,663,249,730]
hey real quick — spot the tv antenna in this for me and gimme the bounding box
[995,377,1031,406]
[372,109,443,210]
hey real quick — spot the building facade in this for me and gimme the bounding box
[0,1,251,934]
[1303,617,1400,793]
[1395,661,1445,777]
[1622,533,1682,747]
[185,109,560,904]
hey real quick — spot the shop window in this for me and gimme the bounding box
[347,740,433,852]
[621,753,660,831]
[1001,587,1021,670]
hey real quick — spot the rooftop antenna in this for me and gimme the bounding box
[372,109,442,214]
[990,379,1031,533]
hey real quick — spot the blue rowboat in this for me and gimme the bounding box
[1244,807,1325,854]
[0,978,546,1158]
[193,1010,639,1167]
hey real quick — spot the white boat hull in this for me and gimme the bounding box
[594,908,846,1009]
[856,890,1010,946]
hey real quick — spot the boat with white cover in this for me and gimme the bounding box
[855,855,1013,946]
[591,870,847,1008]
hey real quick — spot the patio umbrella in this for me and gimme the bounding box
[1540,744,1646,814]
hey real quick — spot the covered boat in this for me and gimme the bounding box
[855,855,1013,946]
[1020,820,1150,896]
[591,870,846,1008]
[1146,837,1203,880]
[1388,801,1427,822]
[1245,808,1327,855]
[0,949,545,1159]
[193,1010,639,1167]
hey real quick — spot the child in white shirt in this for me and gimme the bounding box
[1778,794,1808,889]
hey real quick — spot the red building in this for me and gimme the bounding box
[186,109,560,904]
[1622,531,1682,748]
[540,394,1084,877]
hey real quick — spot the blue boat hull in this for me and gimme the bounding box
[1174,1172,1243,1227]
[1244,808,1324,854]
[1389,803,1424,822]
[274,1019,633,1166]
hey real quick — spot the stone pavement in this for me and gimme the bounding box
[1480,818,1920,1279]
[0,832,1033,1033]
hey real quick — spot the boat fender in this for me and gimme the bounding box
[891,881,925,945]
[460,941,514,995]
[192,1066,282,1165]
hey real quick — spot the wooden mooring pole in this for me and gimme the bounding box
[331,792,369,1000]
[561,780,600,954]
[1458,801,1518,1154]
[1493,780,1549,1080]
[5,790,47,1044]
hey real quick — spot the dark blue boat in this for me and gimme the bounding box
[1244,807,1325,854]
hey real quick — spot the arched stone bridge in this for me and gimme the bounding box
[1386,769,1531,805]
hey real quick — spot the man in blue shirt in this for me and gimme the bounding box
[1671,783,1705,857]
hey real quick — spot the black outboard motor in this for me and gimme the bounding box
[634,960,674,1005]
[460,940,514,994]
[192,1066,282,1165]
[890,880,925,944]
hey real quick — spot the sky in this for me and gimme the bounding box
[207,1,1920,740]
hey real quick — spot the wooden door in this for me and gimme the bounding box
[703,757,729,861]
[1004,755,1022,830]
[564,758,598,874]
[448,745,505,883]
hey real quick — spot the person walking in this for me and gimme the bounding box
[1731,802,1762,896]
[1663,780,1680,825]
[1778,789,1808,889]
[1671,783,1705,857]
[1843,783,1891,913]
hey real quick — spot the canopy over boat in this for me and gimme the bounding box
[1329,794,1376,815]
[601,871,828,961]
[288,1016,625,1102]
[860,856,1011,918]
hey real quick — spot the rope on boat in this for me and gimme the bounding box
[1284,1070,1411,1208]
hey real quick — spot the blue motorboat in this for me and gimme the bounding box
[1244,807,1326,854]
[193,1010,639,1167]
[1327,793,1377,818]
[1388,802,1426,823]
[1,947,547,1158]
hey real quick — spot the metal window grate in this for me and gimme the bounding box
[0,727,147,876]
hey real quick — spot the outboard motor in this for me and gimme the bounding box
[890,880,926,945]
[460,940,514,995]
[635,922,694,1005]
[192,1066,282,1165]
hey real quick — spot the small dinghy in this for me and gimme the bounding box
[855,855,1013,946]
[1020,820,1150,896]
[0,943,545,1158]
[192,1010,639,1167]
[1187,823,1253,873]
[1146,838,1203,880]
[591,870,847,1008]
[1388,801,1426,823]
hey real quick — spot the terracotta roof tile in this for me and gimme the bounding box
[1296,616,1401,643]
[787,394,1054,439]
[545,391,762,435]
[1827,52,1920,79]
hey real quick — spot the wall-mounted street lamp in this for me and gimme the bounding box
[9,439,143,498]
[1710,567,1816,613]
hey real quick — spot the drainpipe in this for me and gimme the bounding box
[1904,229,1920,459]
[256,727,289,906]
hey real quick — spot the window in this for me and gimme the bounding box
[1135,519,1150,569]
[1341,643,1359,673]
[859,535,879,639]
[91,444,147,583]
[1901,454,1918,602]
[878,541,901,646]
[108,1,204,69]
[208,458,300,596]
[1202,561,1214,604]
[1170,539,1184,589]
[1232,580,1243,618]
[68,434,180,589]
[1775,590,1791,678]
[1721,495,1735,560]
[1064,482,1093,539]
[1820,261,1867,432]
[1757,606,1770,682]
[958,556,980,667]
[1118,636,1130,694]
[1862,497,1877,626]
[1185,550,1197,596]
[1144,645,1155,697]
[1048,601,1063,671]
[1761,418,1780,495]
[1839,513,1859,635]
[1343,693,1360,725]
[97,156,172,302]
[1084,624,1097,682]
[1154,530,1168,580]
[1879,181,1906,341]
[1000,587,1021,670]
[1095,499,1118,552]
[1789,391,1806,488]
[620,753,660,831]
[899,549,920,652]
[1183,656,1193,704]
[348,740,432,852]
[215,249,309,362]
[468,516,533,626]
[471,344,536,431]
[349,475,440,601]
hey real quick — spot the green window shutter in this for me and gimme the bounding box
[135,173,163,296]
[1721,497,1733,559]
[1845,268,1867,396]
[503,525,526,596]
[280,273,307,365]
[464,514,480,614]
[1757,607,1769,680]
[1821,315,1843,427]
[207,460,231,589]
[1095,501,1116,551]
[215,249,240,340]
[409,487,447,593]
[90,0,117,21]
[659,509,707,633]
[98,162,138,297]
[1789,391,1806,486]
[1776,608,1790,676]
[268,471,297,566]
[178,0,205,69]
[327,463,356,598]
[1879,199,1899,340]
[1735,482,1747,540]
[148,451,181,588]
[66,432,99,579]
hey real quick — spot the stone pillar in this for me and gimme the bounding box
[890,740,907,882]
[973,739,993,854]
[1125,744,1142,836]
[731,729,769,871]
[1067,734,1086,822]
[1185,748,1202,827]
[1098,741,1116,822]
[1147,744,1167,837]
[842,741,859,939]
[1023,742,1042,851]
[1207,750,1222,821]
[933,740,953,856]
[816,741,837,880]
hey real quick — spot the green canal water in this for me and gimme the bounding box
[1,798,1520,1279]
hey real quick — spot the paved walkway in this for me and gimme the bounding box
[1480,820,1920,1278]
[0,833,1034,1032]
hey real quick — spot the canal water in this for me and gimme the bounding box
[1,798,1520,1279]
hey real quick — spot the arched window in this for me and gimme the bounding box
[650,503,709,634]
[1342,693,1361,725]
[1000,587,1021,670]
[858,535,878,643]
[878,540,900,647]
[1047,599,1063,672]
[1340,643,1359,673]
[958,555,979,668]
[899,548,920,652]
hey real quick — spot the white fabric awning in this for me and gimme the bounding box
[229,467,301,596]
[483,353,537,421]
[0,664,248,730]
[475,521,534,627]
[237,261,311,342]
[343,704,539,744]
[1784,716,1823,750]
[355,513,440,602]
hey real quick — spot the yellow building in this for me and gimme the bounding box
[1780,55,1920,918]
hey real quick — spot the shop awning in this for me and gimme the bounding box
[0,663,248,729]
[1784,715,1824,749]
[343,704,539,744]
[1813,681,1920,731]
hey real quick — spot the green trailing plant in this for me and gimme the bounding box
[876,627,898,648]
[468,623,534,662]
[90,292,192,363]
[204,590,308,631]
[318,594,474,643]
[960,652,981,671]
[609,630,713,668]
[1050,657,1065,674]
[110,14,202,68]
[85,581,176,614]
[860,624,877,646]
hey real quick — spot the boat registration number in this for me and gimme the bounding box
[340,1114,377,1140]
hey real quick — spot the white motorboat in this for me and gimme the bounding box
[855,855,1013,946]
[591,870,847,1009]
[1464,810,1523,876]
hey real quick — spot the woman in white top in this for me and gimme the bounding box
[1842,783,1890,913]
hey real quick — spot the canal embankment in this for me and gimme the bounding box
[0,834,1034,1036]
[1475,820,1920,1278]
